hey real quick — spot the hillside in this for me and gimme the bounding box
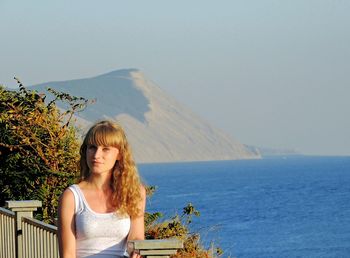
[30,69,260,163]
[245,145,301,157]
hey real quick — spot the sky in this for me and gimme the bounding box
[1,0,349,156]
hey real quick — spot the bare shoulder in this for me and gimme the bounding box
[59,187,75,209]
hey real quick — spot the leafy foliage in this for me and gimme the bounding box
[145,203,222,257]
[0,79,88,223]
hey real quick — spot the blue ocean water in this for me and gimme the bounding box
[138,156,350,258]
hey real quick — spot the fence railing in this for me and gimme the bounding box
[22,216,59,258]
[0,200,183,258]
[0,207,16,258]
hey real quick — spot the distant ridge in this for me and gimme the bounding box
[245,145,301,157]
[30,69,260,163]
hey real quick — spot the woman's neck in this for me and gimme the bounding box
[86,172,113,191]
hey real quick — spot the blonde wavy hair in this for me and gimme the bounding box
[79,120,142,218]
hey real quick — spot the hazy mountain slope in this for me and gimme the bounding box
[245,145,301,157]
[30,69,260,163]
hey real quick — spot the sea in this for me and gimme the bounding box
[138,156,350,258]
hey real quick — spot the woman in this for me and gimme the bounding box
[58,120,146,258]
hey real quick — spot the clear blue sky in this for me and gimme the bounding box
[1,0,349,155]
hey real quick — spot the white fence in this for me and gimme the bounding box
[0,200,58,258]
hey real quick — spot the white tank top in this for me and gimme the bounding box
[68,184,131,258]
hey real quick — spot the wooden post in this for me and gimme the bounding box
[6,200,42,258]
[127,239,183,258]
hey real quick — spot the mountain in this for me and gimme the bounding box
[245,145,302,158]
[30,69,260,163]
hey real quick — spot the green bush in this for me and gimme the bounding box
[0,80,88,223]
[145,202,222,257]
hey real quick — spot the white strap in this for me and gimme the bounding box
[68,184,81,214]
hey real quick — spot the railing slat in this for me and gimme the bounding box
[32,224,35,258]
[4,216,8,258]
[43,230,47,258]
[1,215,3,258]
[11,216,15,258]
[23,222,26,258]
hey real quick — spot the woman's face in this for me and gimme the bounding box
[86,144,120,175]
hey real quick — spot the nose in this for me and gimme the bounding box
[93,147,103,159]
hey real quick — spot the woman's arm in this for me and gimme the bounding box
[128,185,146,240]
[58,189,76,258]
[127,185,146,258]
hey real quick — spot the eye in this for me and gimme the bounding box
[103,147,111,152]
[87,145,97,151]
